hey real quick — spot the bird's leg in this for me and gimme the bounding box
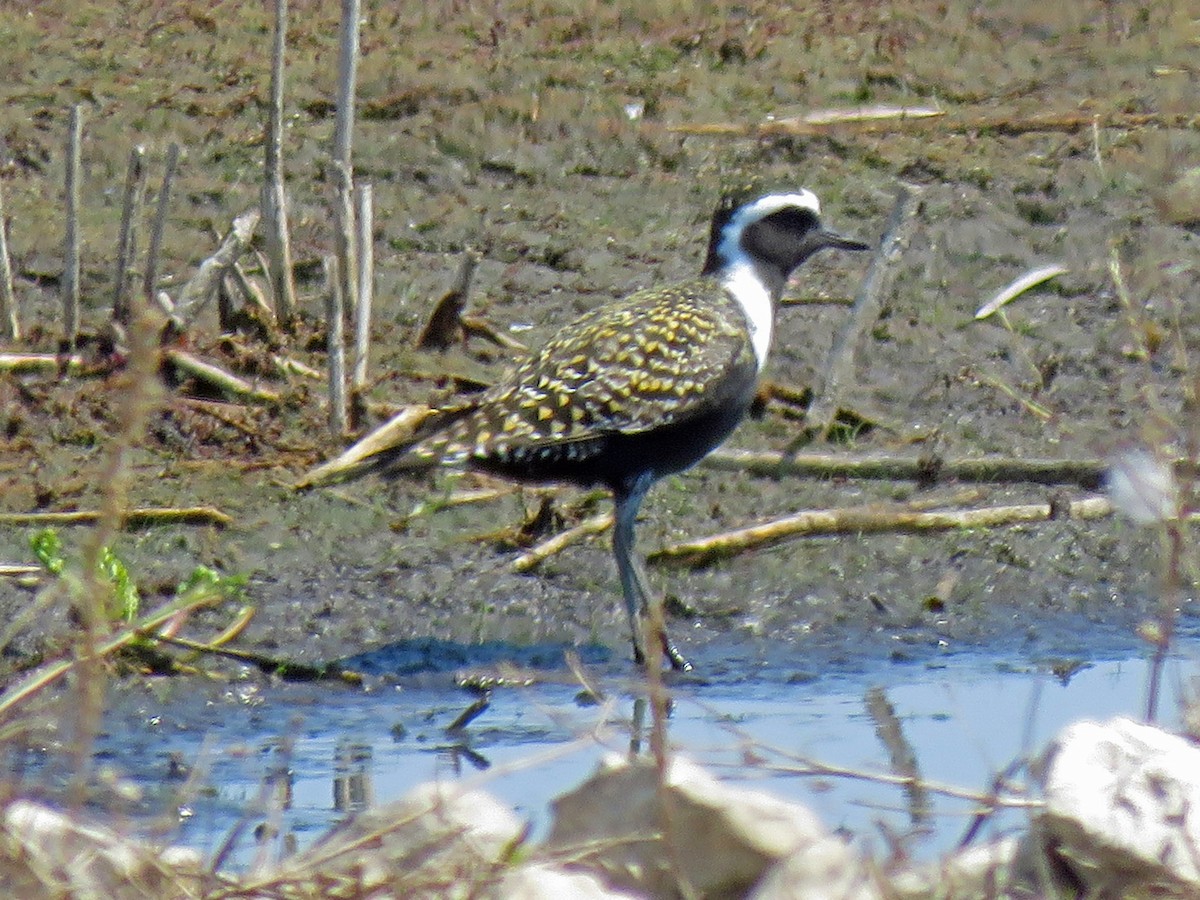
[613,480,692,672]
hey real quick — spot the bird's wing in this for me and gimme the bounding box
[430,280,758,461]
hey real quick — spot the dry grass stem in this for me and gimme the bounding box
[325,255,348,436]
[0,353,87,374]
[352,180,374,390]
[652,496,1116,567]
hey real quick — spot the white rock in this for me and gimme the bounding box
[543,753,871,898]
[285,780,523,895]
[1037,716,1200,892]
[750,833,882,900]
[1,799,201,899]
[493,862,640,899]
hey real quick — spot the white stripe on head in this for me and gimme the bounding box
[716,190,822,372]
[715,190,821,272]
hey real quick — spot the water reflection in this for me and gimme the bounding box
[86,641,1199,870]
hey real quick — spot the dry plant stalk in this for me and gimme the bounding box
[330,0,361,329]
[0,179,18,340]
[325,255,348,436]
[62,104,83,348]
[263,0,298,324]
[67,295,165,801]
[111,145,145,324]
[352,180,374,390]
[651,496,1115,567]
[804,184,922,440]
[511,511,614,572]
[143,142,180,311]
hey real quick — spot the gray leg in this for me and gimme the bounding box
[612,477,691,671]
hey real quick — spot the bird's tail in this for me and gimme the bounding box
[294,404,468,490]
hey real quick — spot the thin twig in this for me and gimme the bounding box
[651,496,1116,567]
[0,179,19,340]
[803,184,922,441]
[263,0,297,325]
[62,104,83,348]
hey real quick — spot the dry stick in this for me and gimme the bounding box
[111,145,146,324]
[263,0,297,325]
[330,0,361,334]
[0,179,18,340]
[651,496,1116,567]
[228,260,275,320]
[172,209,260,330]
[0,507,232,528]
[803,184,922,442]
[143,141,180,314]
[0,352,86,374]
[702,447,1107,489]
[62,104,83,349]
[164,348,281,404]
[325,255,348,435]
[512,511,614,572]
[351,180,374,390]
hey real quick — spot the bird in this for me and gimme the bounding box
[304,187,869,670]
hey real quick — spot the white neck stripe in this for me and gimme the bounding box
[722,261,774,371]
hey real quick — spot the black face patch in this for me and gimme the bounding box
[761,206,820,235]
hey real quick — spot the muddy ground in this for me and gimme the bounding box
[0,0,1198,681]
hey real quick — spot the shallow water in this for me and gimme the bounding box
[59,627,1197,872]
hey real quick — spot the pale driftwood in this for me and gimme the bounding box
[702,447,1107,488]
[0,179,18,340]
[112,145,146,324]
[172,209,260,330]
[975,264,1069,320]
[511,512,614,573]
[62,104,83,348]
[296,403,436,488]
[352,181,374,390]
[0,353,87,374]
[164,348,281,403]
[0,506,232,528]
[228,261,275,320]
[143,142,180,307]
[324,255,348,436]
[804,185,922,441]
[263,0,298,324]
[650,496,1116,567]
